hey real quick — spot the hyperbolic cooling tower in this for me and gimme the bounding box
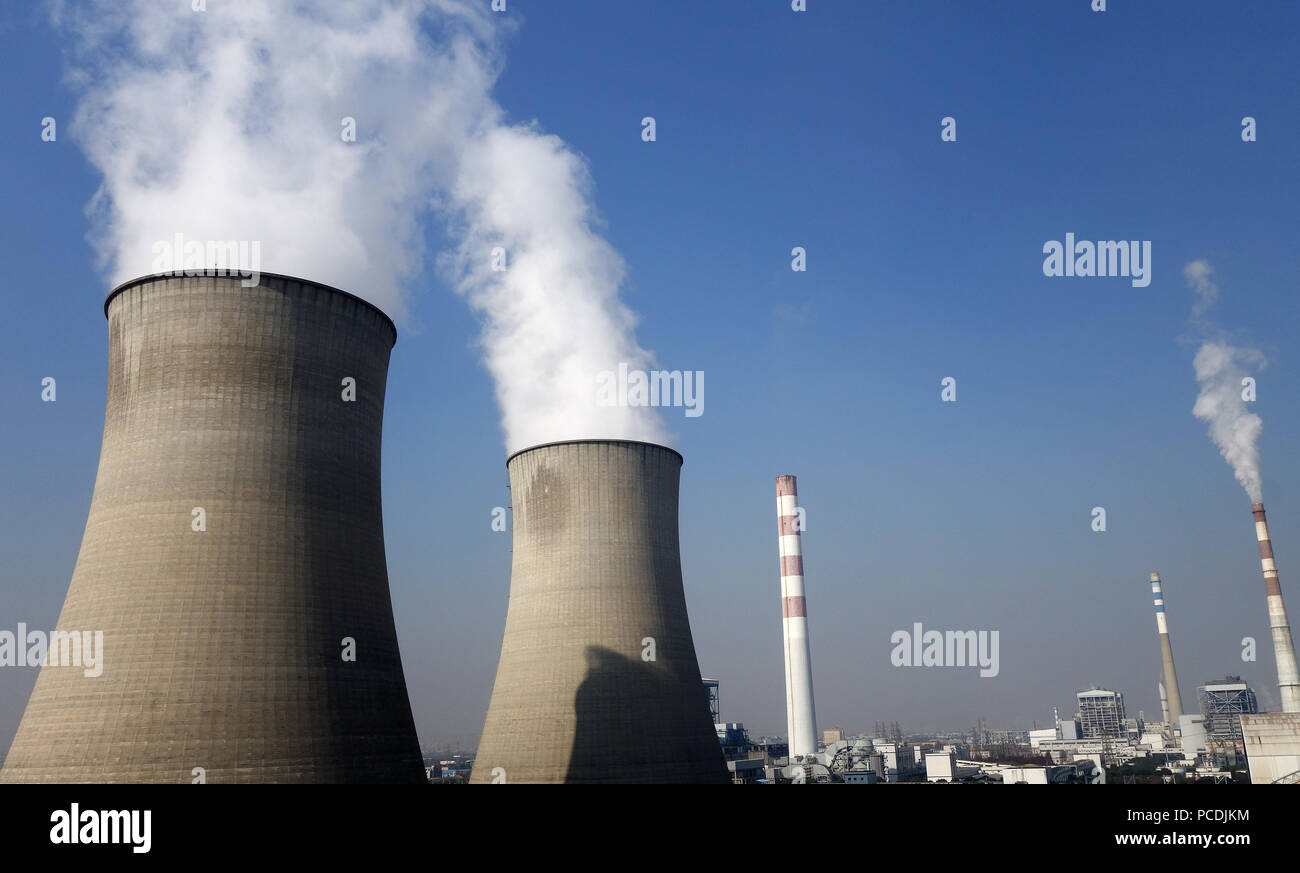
[0,272,423,783]
[471,439,728,783]
[1252,503,1300,713]
[776,475,818,759]
[1147,573,1183,725]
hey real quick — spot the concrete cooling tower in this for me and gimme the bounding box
[472,439,728,784]
[0,272,423,783]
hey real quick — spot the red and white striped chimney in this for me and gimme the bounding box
[776,475,818,758]
[1253,503,1300,712]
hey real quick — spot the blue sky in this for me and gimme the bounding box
[2,1,1299,751]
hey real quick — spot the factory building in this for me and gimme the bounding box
[703,678,721,725]
[925,751,959,783]
[999,762,1102,784]
[1241,713,1300,783]
[716,723,757,761]
[1077,689,1126,739]
[1198,678,1258,745]
[1177,715,1208,758]
[471,440,727,783]
[874,742,923,782]
[0,272,423,783]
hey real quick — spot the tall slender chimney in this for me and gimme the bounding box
[1148,573,1183,725]
[1252,503,1300,713]
[1158,682,1169,726]
[776,475,818,759]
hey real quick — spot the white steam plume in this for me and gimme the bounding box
[1184,260,1265,502]
[54,0,666,454]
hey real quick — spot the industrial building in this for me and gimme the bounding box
[703,678,721,724]
[1177,714,1208,758]
[1077,689,1126,739]
[1241,713,1300,783]
[716,723,756,760]
[874,741,923,781]
[471,440,728,783]
[1198,677,1258,745]
[0,272,424,783]
[925,751,959,782]
[999,762,1102,784]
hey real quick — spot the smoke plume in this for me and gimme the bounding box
[1184,260,1265,502]
[54,0,667,454]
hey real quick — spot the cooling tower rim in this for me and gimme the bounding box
[506,438,683,467]
[104,270,397,347]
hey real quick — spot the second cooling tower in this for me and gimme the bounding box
[472,440,727,783]
[0,272,423,783]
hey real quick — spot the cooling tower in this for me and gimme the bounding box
[1252,503,1300,713]
[776,475,818,759]
[0,272,423,783]
[1148,573,1183,725]
[471,439,727,784]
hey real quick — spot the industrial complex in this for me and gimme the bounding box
[3,272,1299,787]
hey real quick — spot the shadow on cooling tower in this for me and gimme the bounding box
[471,439,728,784]
[567,646,723,784]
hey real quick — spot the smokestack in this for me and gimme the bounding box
[1159,682,1169,726]
[1148,573,1184,725]
[776,475,818,759]
[1252,503,1300,712]
[0,273,423,783]
[472,440,727,783]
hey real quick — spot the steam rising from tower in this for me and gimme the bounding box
[776,475,818,759]
[53,0,665,453]
[1,273,423,782]
[1181,261,1297,714]
[1185,260,1265,502]
[1252,504,1300,713]
[1148,573,1183,726]
[472,440,726,783]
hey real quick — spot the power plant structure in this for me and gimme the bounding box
[776,474,818,759]
[0,272,424,783]
[1252,503,1300,713]
[471,439,727,783]
[1148,573,1183,727]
